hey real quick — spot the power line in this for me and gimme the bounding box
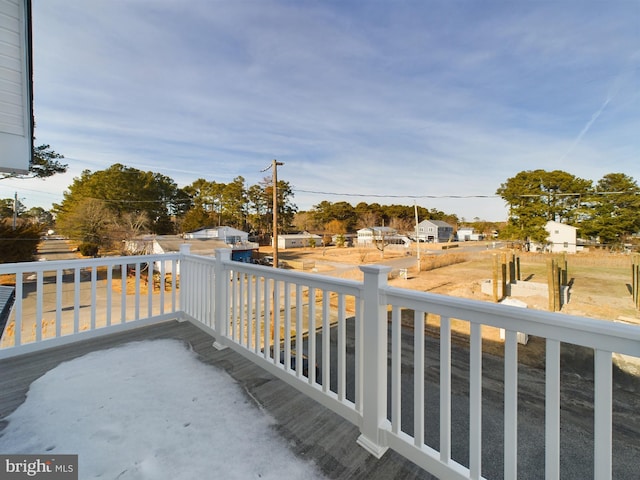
[292,189,500,199]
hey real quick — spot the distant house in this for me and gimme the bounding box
[126,234,258,270]
[416,220,454,243]
[276,232,323,249]
[185,226,248,244]
[457,227,484,242]
[356,227,409,246]
[357,227,395,245]
[544,221,578,254]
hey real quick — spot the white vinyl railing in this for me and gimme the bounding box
[1,246,639,480]
[0,252,180,357]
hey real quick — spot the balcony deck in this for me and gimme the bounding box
[0,320,436,480]
[2,248,638,479]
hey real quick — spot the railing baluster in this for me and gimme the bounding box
[263,278,270,354]
[36,271,43,341]
[247,274,254,350]
[231,270,238,340]
[106,265,112,326]
[171,258,177,311]
[73,266,80,333]
[295,285,302,377]
[284,282,291,367]
[469,322,482,480]
[322,289,330,392]
[308,287,316,384]
[210,262,215,326]
[194,258,199,319]
[159,260,165,316]
[414,310,425,447]
[13,275,23,346]
[134,263,141,321]
[91,266,97,330]
[254,276,264,353]
[120,262,127,324]
[545,339,560,480]
[440,315,452,462]
[355,296,363,413]
[239,272,246,344]
[147,262,153,319]
[337,293,346,401]
[56,269,63,336]
[504,330,518,480]
[391,305,401,435]
[273,279,281,360]
[197,261,204,324]
[594,349,613,480]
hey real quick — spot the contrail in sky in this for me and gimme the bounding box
[559,54,637,162]
[559,95,612,162]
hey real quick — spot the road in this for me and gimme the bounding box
[36,238,80,262]
[3,239,173,347]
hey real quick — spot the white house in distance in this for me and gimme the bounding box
[457,227,480,241]
[544,220,578,254]
[357,226,396,245]
[277,232,323,249]
[457,227,484,242]
[185,226,248,244]
[416,220,454,243]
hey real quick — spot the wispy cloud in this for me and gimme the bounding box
[8,0,637,221]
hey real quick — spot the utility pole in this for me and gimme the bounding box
[414,201,420,267]
[12,192,17,230]
[271,159,284,268]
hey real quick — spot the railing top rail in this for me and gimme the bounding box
[384,285,640,356]
[220,257,363,296]
[0,253,182,274]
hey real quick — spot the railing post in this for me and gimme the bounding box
[213,248,232,350]
[357,264,391,458]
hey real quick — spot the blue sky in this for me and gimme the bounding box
[3,0,638,221]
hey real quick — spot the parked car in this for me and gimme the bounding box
[259,256,288,268]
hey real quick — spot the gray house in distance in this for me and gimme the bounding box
[416,220,454,243]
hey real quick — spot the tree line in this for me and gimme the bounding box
[497,169,640,245]
[294,201,461,235]
[48,164,298,254]
[5,159,639,261]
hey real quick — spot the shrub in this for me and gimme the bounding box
[78,242,99,257]
[0,222,42,263]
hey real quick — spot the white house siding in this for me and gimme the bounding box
[356,227,398,245]
[185,226,248,244]
[277,234,322,249]
[545,221,578,254]
[0,0,33,173]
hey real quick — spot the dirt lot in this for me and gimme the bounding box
[271,243,640,323]
[267,243,640,369]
